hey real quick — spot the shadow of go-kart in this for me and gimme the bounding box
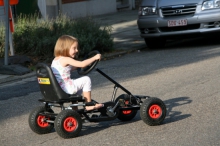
[28,50,167,139]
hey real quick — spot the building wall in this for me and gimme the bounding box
[38,0,116,19]
[38,0,58,19]
[0,6,4,23]
[62,0,117,18]
[1,0,138,21]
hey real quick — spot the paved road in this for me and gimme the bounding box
[1,37,220,146]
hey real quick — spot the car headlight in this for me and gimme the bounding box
[202,0,220,10]
[138,7,157,16]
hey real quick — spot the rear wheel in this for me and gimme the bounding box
[28,106,54,134]
[144,38,166,49]
[115,94,137,121]
[54,110,82,139]
[140,97,166,126]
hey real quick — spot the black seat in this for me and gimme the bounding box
[36,63,84,103]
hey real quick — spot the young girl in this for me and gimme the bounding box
[51,35,103,111]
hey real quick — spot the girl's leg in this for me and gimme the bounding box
[83,91,103,111]
[73,76,103,111]
[83,91,91,102]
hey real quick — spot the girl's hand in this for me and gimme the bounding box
[94,54,101,61]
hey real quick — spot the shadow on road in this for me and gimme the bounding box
[0,81,39,100]
[164,96,192,124]
[80,118,140,136]
[164,36,220,49]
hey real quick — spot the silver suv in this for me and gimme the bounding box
[137,0,220,48]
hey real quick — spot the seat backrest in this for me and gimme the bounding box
[36,63,70,101]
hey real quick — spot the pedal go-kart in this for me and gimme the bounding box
[28,51,167,139]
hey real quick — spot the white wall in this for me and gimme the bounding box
[0,6,4,23]
[38,0,47,19]
[62,0,116,18]
[38,0,58,19]
[46,0,58,18]
[38,0,116,19]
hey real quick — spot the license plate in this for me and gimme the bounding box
[168,19,187,27]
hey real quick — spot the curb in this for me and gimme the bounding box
[102,46,144,60]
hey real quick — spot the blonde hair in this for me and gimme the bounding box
[54,35,78,57]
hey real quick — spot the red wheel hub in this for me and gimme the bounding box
[148,104,162,119]
[122,110,132,115]
[37,115,49,127]
[122,100,132,115]
[63,117,77,132]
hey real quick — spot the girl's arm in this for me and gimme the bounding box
[62,54,101,68]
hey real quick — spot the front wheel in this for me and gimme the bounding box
[54,110,82,139]
[140,97,166,126]
[115,94,137,121]
[28,106,54,134]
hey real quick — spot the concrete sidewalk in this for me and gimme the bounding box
[94,9,145,50]
[0,10,146,85]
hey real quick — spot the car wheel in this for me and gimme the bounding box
[144,38,166,49]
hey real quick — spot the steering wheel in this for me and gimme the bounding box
[77,50,100,75]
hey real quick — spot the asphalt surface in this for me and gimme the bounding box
[1,36,220,145]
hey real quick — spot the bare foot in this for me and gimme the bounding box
[85,106,95,111]
[94,103,104,109]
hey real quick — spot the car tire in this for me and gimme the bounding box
[144,38,166,49]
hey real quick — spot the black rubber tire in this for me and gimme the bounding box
[140,97,166,126]
[28,106,54,134]
[54,110,82,139]
[144,38,166,49]
[115,94,137,121]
